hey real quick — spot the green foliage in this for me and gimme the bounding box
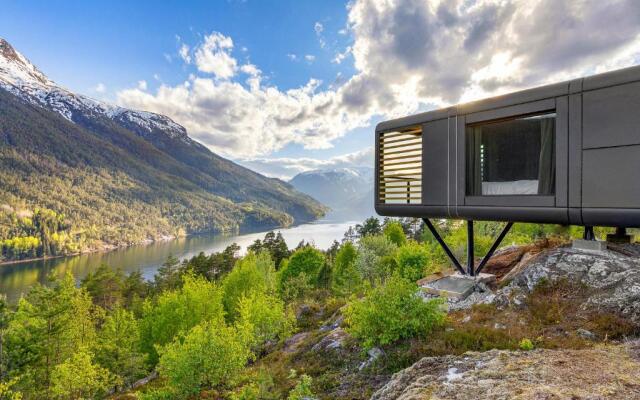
[0,207,78,261]
[237,293,294,350]
[279,272,313,302]
[355,217,382,237]
[287,374,314,400]
[355,235,398,284]
[140,274,224,366]
[156,321,254,398]
[395,241,437,282]
[0,236,40,260]
[332,241,362,296]
[51,350,113,399]
[81,264,125,310]
[153,254,183,293]
[6,274,98,398]
[230,383,260,400]
[0,376,22,400]
[519,338,534,351]
[278,247,325,290]
[344,274,446,349]
[0,295,11,377]
[383,221,407,247]
[94,307,146,389]
[248,231,291,269]
[222,253,269,321]
[181,244,240,281]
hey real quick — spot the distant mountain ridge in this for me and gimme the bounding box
[289,167,375,220]
[0,38,326,258]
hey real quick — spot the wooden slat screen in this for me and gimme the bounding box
[379,126,422,204]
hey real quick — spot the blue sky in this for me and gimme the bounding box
[1,0,366,167]
[2,0,640,178]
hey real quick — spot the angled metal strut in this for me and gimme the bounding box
[422,218,513,276]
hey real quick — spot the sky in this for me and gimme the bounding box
[2,0,640,179]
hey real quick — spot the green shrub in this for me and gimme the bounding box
[223,253,268,321]
[383,221,407,246]
[395,241,436,282]
[51,350,113,400]
[332,241,362,296]
[156,321,254,398]
[344,274,445,349]
[254,250,277,292]
[278,247,325,290]
[237,292,294,350]
[355,235,398,284]
[279,272,313,302]
[230,383,260,400]
[519,338,534,351]
[287,374,314,400]
[139,274,224,365]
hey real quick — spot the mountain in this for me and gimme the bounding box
[289,167,375,220]
[0,38,326,260]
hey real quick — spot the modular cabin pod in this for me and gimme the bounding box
[375,65,640,230]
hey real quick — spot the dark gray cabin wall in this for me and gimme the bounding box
[375,64,640,228]
[580,67,640,227]
[422,118,449,207]
[568,78,583,225]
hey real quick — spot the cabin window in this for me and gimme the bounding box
[378,126,422,204]
[466,112,555,196]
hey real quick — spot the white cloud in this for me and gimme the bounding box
[315,21,326,48]
[304,54,316,63]
[94,83,106,93]
[194,32,237,79]
[118,0,640,160]
[287,53,298,61]
[153,73,161,81]
[179,43,191,64]
[240,63,260,76]
[240,147,374,179]
[333,46,352,64]
[137,80,147,90]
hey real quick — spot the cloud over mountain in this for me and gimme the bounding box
[117,0,640,160]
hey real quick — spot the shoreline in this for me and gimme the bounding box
[0,218,331,267]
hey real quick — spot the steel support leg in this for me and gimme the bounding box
[422,218,465,275]
[422,219,514,277]
[475,222,514,275]
[467,220,475,276]
[583,226,595,241]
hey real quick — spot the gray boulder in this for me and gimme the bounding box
[495,245,640,325]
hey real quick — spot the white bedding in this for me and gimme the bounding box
[482,180,539,195]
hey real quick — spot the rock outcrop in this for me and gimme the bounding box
[375,243,640,399]
[371,341,640,400]
[496,244,640,325]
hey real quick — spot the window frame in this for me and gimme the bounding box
[460,98,567,208]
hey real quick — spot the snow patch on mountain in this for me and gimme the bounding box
[0,38,191,144]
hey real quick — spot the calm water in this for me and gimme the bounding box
[0,219,357,302]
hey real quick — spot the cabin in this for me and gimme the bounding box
[374,65,640,275]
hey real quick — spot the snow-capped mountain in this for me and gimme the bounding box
[0,38,326,243]
[289,167,376,219]
[0,37,191,144]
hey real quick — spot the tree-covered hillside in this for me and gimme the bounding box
[0,88,325,261]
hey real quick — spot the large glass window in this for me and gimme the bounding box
[466,112,555,196]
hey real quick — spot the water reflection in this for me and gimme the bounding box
[0,220,357,302]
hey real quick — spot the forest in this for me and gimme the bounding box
[0,88,325,263]
[0,218,626,399]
